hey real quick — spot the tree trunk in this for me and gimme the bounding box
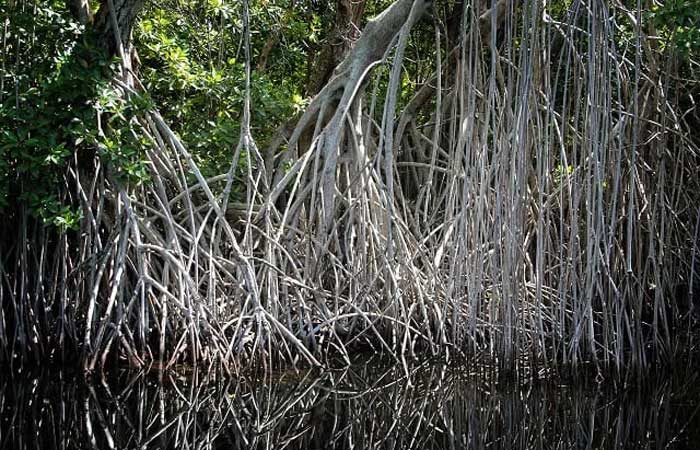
[66,0,144,58]
[305,0,367,96]
[92,0,145,58]
[67,0,92,25]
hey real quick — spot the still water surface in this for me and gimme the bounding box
[1,358,699,449]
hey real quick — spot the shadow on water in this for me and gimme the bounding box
[1,358,700,450]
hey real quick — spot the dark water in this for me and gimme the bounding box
[1,359,699,450]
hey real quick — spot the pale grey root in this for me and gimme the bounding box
[1,0,698,374]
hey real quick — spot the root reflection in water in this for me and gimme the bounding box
[1,361,699,450]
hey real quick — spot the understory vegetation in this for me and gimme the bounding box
[1,0,699,374]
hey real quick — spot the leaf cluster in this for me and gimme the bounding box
[0,2,152,229]
[651,0,700,58]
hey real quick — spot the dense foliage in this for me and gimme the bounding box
[653,0,700,57]
[0,2,154,228]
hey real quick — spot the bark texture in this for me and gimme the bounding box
[67,0,92,25]
[306,0,368,96]
[93,0,145,57]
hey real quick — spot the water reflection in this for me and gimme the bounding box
[1,359,699,449]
